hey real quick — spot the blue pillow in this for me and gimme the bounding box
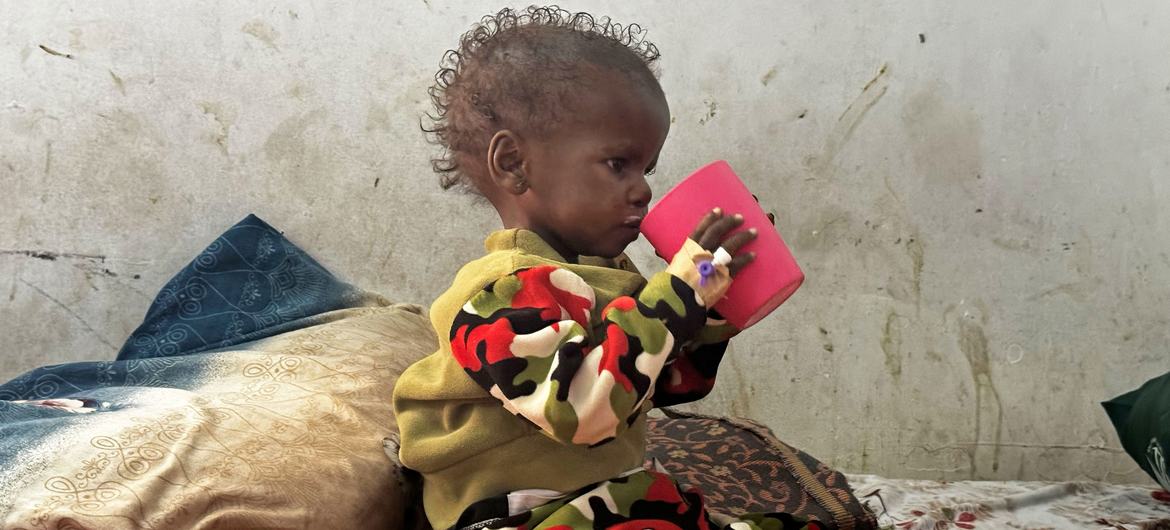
[116,214,368,360]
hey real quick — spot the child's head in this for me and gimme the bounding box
[425,5,670,261]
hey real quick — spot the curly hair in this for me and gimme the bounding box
[422,5,662,193]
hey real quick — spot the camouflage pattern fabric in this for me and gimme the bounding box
[451,469,822,530]
[450,265,734,446]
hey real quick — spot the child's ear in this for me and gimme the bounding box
[486,130,528,195]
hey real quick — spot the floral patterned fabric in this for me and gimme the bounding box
[1,304,437,529]
[116,214,373,360]
[644,411,878,530]
[849,474,1170,529]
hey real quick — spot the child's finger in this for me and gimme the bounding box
[698,214,743,250]
[689,208,723,242]
[719,228,757,256]
[728,252,756,277]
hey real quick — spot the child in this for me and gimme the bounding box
[393,6,816,530]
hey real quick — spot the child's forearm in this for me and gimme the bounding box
[631,269,711,344]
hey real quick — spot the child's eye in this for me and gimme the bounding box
[644,167,657,177]
[606,158,626,173]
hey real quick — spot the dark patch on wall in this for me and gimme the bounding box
[109,70,126,95]
[0,249,106,262]
[38,44,74,59]
[699,98,718,125]
[761,67,778,86]
[946,301,1004,478]
[881,311,904,379]
[808,63,890,176]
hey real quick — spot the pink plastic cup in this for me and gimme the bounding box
[640,160,804,329]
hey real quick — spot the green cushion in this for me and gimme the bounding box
[1103,371,1170,490]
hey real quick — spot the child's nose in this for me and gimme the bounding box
[630,176,652,208]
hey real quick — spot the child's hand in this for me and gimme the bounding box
[664,208,755,306]
[689,208,757,277]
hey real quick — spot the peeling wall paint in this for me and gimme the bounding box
[3,0,1168,484]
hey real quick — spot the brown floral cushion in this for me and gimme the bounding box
[645,409,878,530]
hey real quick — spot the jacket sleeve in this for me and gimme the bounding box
[449,265,708,446]
[651,316,740,408]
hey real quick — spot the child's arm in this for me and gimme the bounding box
[654,207,778,407]
[649,316,739,407]
[449,264,713,447]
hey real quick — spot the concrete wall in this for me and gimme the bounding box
[3,1,1167,483]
